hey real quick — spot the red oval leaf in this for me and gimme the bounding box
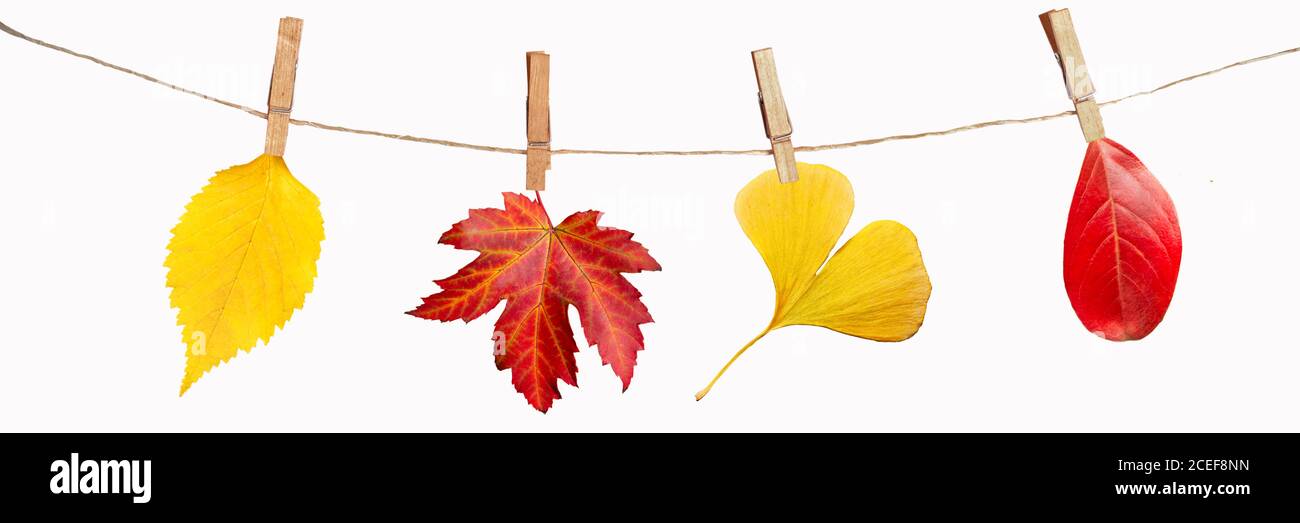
[1063,138,1182,341]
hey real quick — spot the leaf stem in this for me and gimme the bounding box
[532,190,553,224]
[695,328,771,401]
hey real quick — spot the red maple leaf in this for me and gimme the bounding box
[1063,138,1182,341]
[408,192,661,412]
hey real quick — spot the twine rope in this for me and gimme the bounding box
[2,18,1296,157]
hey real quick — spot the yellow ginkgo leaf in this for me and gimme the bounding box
[696,163,931,400]
[165,154,324,395]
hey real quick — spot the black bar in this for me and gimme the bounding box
[1,433,1291,510]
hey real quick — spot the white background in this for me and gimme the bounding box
[1,0,1297,432]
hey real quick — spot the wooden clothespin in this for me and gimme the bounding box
[1040,9,1105,143]
[526,51,551,191]
[751,48,797,183]
[264,17,303,157]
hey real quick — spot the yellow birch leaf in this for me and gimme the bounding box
[696,163,931,400]
[165,154,324,395]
